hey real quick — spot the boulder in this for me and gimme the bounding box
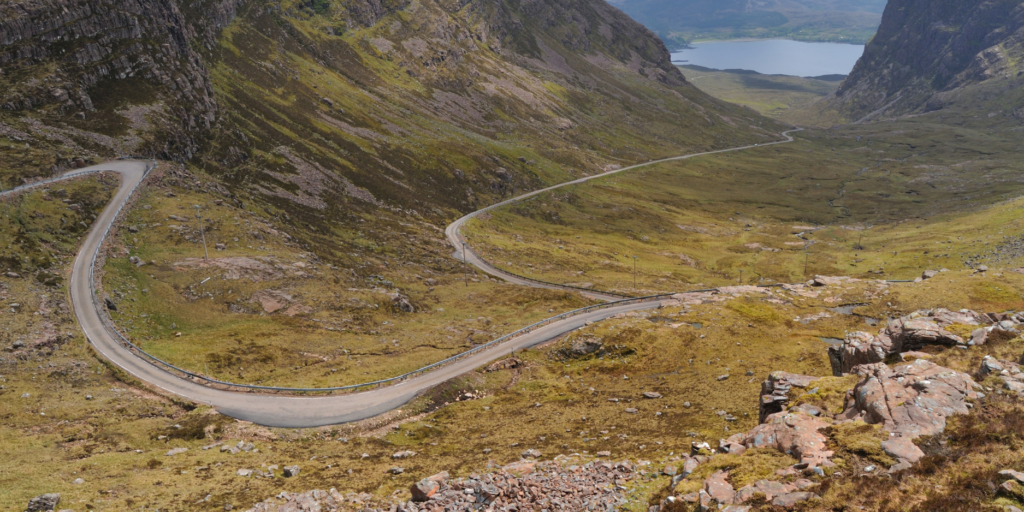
[734,411,833,467]
[26,493,60,512]
[703,470,736,505]
[392,294,415,313]
[759,371,821,423]
[771,492,817,509]
[930,308,989,327]
[886,317,964,350]
[979,355,1004,377]
[392,450,417,459]
[811,276,845,286]
[922,270,938,279]
[283,465,300,477]
[165,447,188,456]
[830,308,990,375]
[642,391,663,399]
[881,436,925,463]
[1000,469,1024,484]
[521,449,542,458]
[827,331,893,376]
[682,457,700,477]
[840,360,980,439]
[411,479,440,502]
[970,328,989,346]
[567,337,603,356]
[735,479,796,503]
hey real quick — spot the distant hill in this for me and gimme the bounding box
[815,0,1024,122]
[608,0,887,46]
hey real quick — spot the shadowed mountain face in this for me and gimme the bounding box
[821,0,1024,122]
[0,0,781,221]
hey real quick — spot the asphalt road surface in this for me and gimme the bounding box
[446,129,801,300]
[16,130,797,427]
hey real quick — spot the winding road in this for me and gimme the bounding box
[12,130,798,428]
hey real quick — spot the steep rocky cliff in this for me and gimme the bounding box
[0,0,781,220]
[0,0,237,161]
[820,0,1024,122]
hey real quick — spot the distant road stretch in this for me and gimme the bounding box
[13,130,798,427]
[446,129,802,300]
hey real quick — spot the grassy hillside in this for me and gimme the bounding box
[679,65,841,120]
[461,118,1024,295]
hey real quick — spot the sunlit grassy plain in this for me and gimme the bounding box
[463,122,1024,296]
[678,66,842,120]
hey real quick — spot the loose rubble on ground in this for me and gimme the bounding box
[243,456,636,512]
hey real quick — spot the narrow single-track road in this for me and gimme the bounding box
[446,129,802,299]
[18,130,798,427]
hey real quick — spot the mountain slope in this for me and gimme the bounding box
[816,0,1024,122]
[0,0,783,223]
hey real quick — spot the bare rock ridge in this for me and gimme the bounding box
[829,307,1022,375]
[0,0,236,160]
[821,0,1024,121]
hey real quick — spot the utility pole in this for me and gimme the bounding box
[462,242,468,288]
[632,256,638,289]
[194,204,209,261]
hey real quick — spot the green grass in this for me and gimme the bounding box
[679,65,841,121]
[5,172,1024,511]
[101,170,601,388]
[461,124,1024,294]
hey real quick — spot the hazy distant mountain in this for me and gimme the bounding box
[608,0,887,46]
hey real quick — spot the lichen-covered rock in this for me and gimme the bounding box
[703,470,736,505]
[732,410,834,468]
[829,308,993,375]
[735,479,797,503]
[840,360,980,439]
[25,493,61,512]
[886,316,964,350]
[759,371,821,423]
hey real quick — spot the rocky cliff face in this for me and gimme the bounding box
[0,0,238,160]
[822,0,1024,122]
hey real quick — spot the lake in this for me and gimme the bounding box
[670,40,865,77]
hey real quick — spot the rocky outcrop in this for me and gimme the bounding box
[839,359,981,465]
[731,409,834,468]
[759,371,821,423]
[0,0,238,160]
[821,0,1024,120]
[979,355,1024,393]
[663,356,982,511]
[841,359,980,437]
[25,493,61,512]
[829,308,998,376]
